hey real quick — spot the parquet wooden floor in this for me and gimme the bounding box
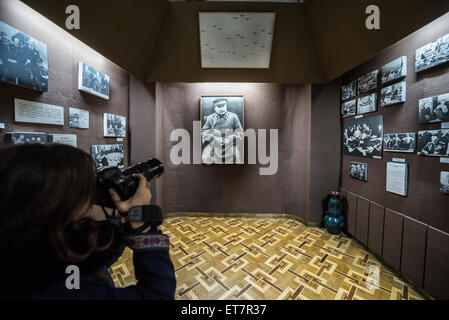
[108,216,425,300]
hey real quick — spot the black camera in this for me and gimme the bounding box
[94,158,164,211]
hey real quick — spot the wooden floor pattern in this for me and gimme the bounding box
[108,216,425,300]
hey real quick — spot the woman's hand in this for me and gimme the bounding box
[109,174,152,230]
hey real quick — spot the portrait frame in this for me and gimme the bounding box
[200,95,245,165]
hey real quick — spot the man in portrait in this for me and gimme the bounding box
[201,98,243,164]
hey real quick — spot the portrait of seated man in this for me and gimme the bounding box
[201,97,244,164]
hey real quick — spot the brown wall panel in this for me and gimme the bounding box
[155,83,312,217]
[355,197,370,246]
[339,9,449,234]
[382,209,404,271]
[401,217,428,288]
[346,192,357,236]
[368,202,385,257]
[424,227,449,300]
[308,80,342,223]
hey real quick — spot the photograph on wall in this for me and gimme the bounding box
[415,33,449,72]
[201,96,244,165]
[341,80,357,101]
[357,93,377,115]
[199,12,275,69]
[386,162,408,197]
[69,107,89,129]
[383,133,416,153]
[5,132,46,144]
[358,70,378,94]
[418,93,449,123]
[341,99,356,118]
[0,20,48,92]
[417,129,449,157]
[343,115,383,159]
[380,81,406,107]
[381,56,407,84]
[441,171,449,195]
[91,144,124,169]
[104,113,126,138]
[48,134,77,148]
[349,161,368,182]
[78,62,110,100]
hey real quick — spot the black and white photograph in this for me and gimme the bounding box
[441,171,449,195]
[5,132,46,144]
[384,133,416,153]
[69,107,89,129]
[418,93,449,123]
[91,144,124,169]
[349,162,368,182]
[417,129,449,157]
[78,62,110,100]
[358,70,378,94]
[0,20,48,92]
[357,93,378,115]
[343,115,383,159]
[341,80,357,101]
[415,33,449,72]
[381,82,406,107]
[201,96,244,165]
[341,99,356,118]
[381,56,407,84]
[104,113,126,138]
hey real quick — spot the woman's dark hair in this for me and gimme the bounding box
[0,143,113,262]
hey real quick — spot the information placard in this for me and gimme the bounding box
[14,99,64,126]
[386,162,408,196]
[48,134,77,148]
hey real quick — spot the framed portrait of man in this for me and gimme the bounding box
[200,96,244,165]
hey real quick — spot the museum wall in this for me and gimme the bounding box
[0,0,138,219]
[154,83,313,219]
[129,78,158,204]
[308,79,342,224]
[335,12,449,299]
[0,0,130,162]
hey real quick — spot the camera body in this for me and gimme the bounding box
[94,158,164,210]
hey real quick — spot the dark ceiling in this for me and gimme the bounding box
[21,0,449,83]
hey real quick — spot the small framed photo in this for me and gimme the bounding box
[381,82,406,107]
[381,56,407,84]
[415,33,449,72]
[341,99,356,118]
[358,70,378,95]
[418,93,449,124]
[349,162,368,182]
[341,80,357,101]
[441,172,449,195]
[91,144,124,169]
[383,133,416,153]
[417,129,449,157]
[357,93,378,115]
[5,132,46,144]
[78,62,110,100]
[104,113,126,138]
